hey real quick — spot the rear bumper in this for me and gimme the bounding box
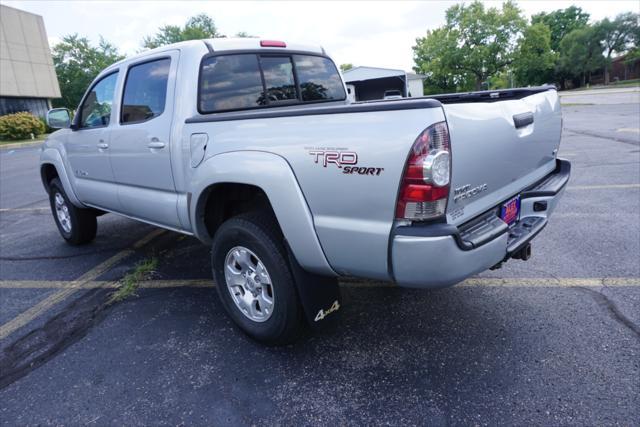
[391,159,570,288]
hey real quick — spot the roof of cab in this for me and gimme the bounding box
[105,38,325,73]
[207,38,324,54]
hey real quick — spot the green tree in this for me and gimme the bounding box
[52,34,124,109]
[235,31,256,38]
[513,23,557,86]
[596,12,639,84]
[143,14,223,49]
[558,26,605,87]
[413,0,526,91]
[531,6,590,52]
[339,63,353,72]
[413,27,474,94]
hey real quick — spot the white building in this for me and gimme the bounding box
[0,4,61,117]
[342,66,426,102]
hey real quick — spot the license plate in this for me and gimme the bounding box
[500,195,520,226]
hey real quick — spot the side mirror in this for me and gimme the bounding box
[46,108,71,129]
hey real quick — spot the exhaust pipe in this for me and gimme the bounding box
[512,243,532,261]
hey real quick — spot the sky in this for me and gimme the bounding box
[3,0,639,71]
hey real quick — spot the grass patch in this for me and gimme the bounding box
[109,258,158,304]
[607,81,640,88]
[562,80,640,92]
[0,133,51,146]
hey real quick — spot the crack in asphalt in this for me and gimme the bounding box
[576,286,640,339]
[0,288,113,389]
[564,128,640,146]
[0,247,129,261]
[0,232,171,389]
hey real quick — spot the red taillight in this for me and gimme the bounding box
[395,122,451,221]
[260,40,286,48]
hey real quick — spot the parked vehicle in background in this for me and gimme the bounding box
[41,38,570,345]
[383,89,403,99]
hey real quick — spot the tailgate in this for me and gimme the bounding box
[443,89,562,225]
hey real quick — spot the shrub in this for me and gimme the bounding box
[0,112,46,141]
[40,117,54,134]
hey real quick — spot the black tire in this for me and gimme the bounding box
[211,212,305,345]
[48,178,97,245]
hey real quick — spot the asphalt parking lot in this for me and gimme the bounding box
[1,89,639,425]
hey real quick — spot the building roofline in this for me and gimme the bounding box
[0,3,43,18]
[344,65,406,74]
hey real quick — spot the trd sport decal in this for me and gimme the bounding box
[307,149,384,176]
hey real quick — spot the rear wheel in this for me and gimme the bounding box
[48,178,97,245]
[211,212,305,345]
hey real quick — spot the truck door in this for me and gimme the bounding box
[108,51,182,229]
[64,71,122,210]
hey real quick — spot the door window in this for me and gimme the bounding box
[121,58,171,124]
[79,72,118,129]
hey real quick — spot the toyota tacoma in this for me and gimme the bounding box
[41,39,570,344]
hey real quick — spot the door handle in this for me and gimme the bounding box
[147,140,165,149]
[97,142,109,149]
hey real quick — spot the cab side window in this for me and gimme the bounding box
[121,58,171,124]
[79,72,119,129]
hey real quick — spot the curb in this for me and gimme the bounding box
[0,140,44,150]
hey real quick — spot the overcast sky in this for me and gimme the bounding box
[3,0,639,70]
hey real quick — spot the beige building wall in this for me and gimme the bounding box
[0,4,61,98]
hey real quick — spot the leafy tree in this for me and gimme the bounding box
[413,27,474,94]
[52,34,124,109]
[235,31,256,38]
[532,6,590,52]
[558,26,605,87]
[413,0,526,91]
[143,14,223,49]
[513,23,557,86]
[339,63,353,72]
[596,12,639,84]
[487,70,511,90]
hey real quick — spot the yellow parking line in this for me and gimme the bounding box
[0,281,100,289]
[567,184,640,191]
[458,277,640,287]
[0,228,165,340]
[1,277,638,291]
[0,207,49,213]
[616,128,640,134]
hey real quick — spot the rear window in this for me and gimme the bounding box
[260,56,297,103]
[293,55,345,102]
[198,53,345,113]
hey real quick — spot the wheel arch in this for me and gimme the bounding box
[39,148,83,207]
[190,151,336,276]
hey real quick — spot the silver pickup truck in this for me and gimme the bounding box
[41,38,570,344]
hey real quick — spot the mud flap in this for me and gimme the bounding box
[286,245,341,331]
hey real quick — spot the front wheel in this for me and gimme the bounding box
[211,212,305,345]
[48,178,97,245]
